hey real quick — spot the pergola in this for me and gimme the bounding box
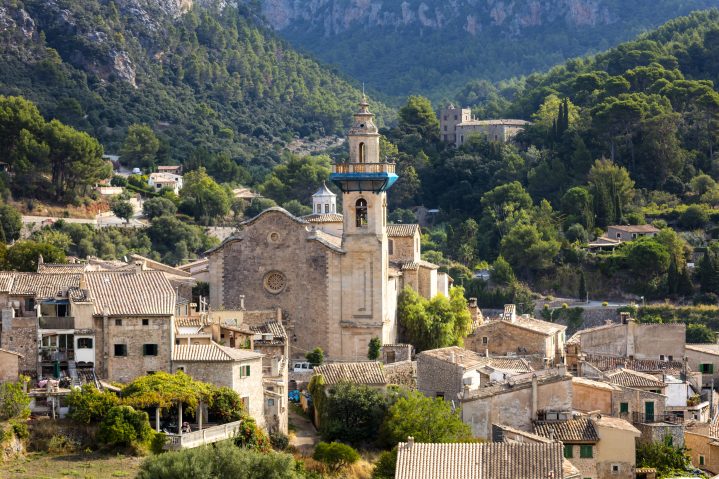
[121,371,214,435]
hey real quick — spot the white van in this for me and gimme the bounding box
[292,361,314,373]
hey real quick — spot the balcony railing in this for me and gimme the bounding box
[164,420,244,450]
[39,316,75,329]
[332,163,395,174]
[627,411,683,425]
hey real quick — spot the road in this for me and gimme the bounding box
[288,406,319,455]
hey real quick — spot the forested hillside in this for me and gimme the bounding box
[261,0,719,102]
[374,9,719,305]
[0,0,390,178]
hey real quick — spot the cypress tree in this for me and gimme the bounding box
[667,258,679,296]
[578,270,587,302]
[698,252,719,294]
[562,97,570,131]
[677,266,695,298]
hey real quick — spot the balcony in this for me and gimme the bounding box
[627,411,683,425]
[163,420,244,450]
[39,316,75,330]
[330,163,398,193]
[332,163,396,174]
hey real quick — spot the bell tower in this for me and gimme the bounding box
[328,97,399,359]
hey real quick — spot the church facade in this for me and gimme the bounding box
[207,99,449,361]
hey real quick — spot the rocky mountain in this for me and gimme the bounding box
[260,0,719,101]
[0,0,390,175]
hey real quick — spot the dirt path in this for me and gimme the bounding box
[288,407,319,455]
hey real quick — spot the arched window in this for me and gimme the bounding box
[355,198,368,227]
[388,239,394,255]
[358,142,366,163]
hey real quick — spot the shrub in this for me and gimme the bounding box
[313,441,360,474]
[306,347,325,367]
[150,432,167,455]
[372,448,398,479]
[270,431,290,451]
[319,382,389,445]
[0,377,30,420]
[368,337,381,360]
[10,419,29,440]
[234,416,271,452]
[209,387,244,424]
[47,434,78,454]
[679,205,709,229]
[98,405,153,449]
[67,384,120,424]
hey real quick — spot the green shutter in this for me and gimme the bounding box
[620,402,629,414]
[564,444,573,458]
[580,445,593,458]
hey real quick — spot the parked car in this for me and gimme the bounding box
[132,167,141,174]
[292,361,314,373]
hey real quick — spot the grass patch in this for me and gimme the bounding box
[0,451,142,479]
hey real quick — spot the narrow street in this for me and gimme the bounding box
[288,406,319,455]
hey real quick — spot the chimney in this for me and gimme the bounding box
[450,350,456,363]
[503,304,516,322]
[79,275,87,290]
[407,436,414,447]
[239,295,246,311]
[468,297,477,308]
[620,311,631,324]
[134,261,143,274]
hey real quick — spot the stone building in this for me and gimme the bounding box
[533,414,640,479]
[171,342,265,429]
[207,99,449,361]
[416,346,532,401]
[460,369,573,439]
[438,104,530,146]
[566,314,685,363]
[685,424,719,475]
[86,270,176,383]
[686,344,719,387]
[465,304,567,366]
[605,225,659,242]
[0,348,22,382]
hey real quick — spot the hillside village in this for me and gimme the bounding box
[0,99,715,479]
[3,1,719,479]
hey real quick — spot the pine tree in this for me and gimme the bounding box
[578,270,588,302]
[698,252,719,294]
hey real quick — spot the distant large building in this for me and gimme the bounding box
[439,104,529,146]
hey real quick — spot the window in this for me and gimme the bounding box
[143,344,158,356]
[176,366,185,372]
[620,402,629,414]
[563,444,573,458]
[388,239,394,255]
[482,336,488,345]
[24,298,35,311]
[436,392,445,399]
[355,198,368,227]
[660,355,665,360]
[612,464,619,473]
[579,445,593,458]
[700,455,705,466]
[325,204,330,213]
[115,319,122,326]
[267,398,275,406]
[114,344,127,357]
[316,204,321,213]
[668,355,673,361]
[77,338,93,349]
[240,365,251,378]
[700,363,714,374]
[241,396,250,411]
[142,319,149,326]
[358,142,366,163]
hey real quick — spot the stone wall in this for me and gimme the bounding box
[461,376,573,439]
[1,310,37,375]
[572,381,613,414]
[103,315,172,383]
[612,386,666,419]
[416,353,465,401]
[465,320,550,359]
[685,347,719,387]
[578,322,685,360]
[685,430,719,475]
[388,235,417,262]
[0,350,20,382]
[635,422,684,447]
[381,344,412,363]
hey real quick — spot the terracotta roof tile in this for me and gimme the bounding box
[85,271,175,316]
[608,224,659,233]
[303,213,343,223]
[38,263,86,274]
[583,354,684,373]
[10,273,81,298]
[0,272,15,292]
[686,344,719,356]
[420,347,534,373]
[172,342,263,362]
[314,361,387,386]
[387,224,420,237]
[605,368,666,388]
[476,315,565,336]
[395,441,565,479]
[534,417,599,442]
[250,321,287,340]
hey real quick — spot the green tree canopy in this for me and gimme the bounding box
[143,197,178,220]
[379,391,471,447]
[318,382,389,445]
[0,203,23,243]
[121,371,213,412]
[179,167,231,225]
[120,124,160,169]
[260,153,331,205]
[398,286,472,352]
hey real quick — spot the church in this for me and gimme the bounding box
[207,98,450,361]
